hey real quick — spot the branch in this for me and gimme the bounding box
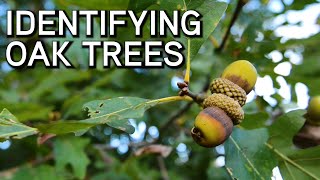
[215,0,246,52]
[93,145,113,164]
[157,156,169,180]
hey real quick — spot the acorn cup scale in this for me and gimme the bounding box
[210,78,247,106]
[191,107,233,148]
[203,93,244,125]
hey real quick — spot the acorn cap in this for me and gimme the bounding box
[191,107,233,148]
[203,94,244,124]
[221,60,257,94]
[210,78,247,106]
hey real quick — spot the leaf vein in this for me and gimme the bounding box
[230,136,265,180]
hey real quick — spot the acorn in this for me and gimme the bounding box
[306,96,320,126]
[221,60,257,94]
[191,60,257,148]
[210,78,247,106]
[191,107,233,148]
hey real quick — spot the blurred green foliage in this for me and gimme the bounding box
[0,0,320,179]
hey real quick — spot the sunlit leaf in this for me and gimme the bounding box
[180,1,228,60]
[0,109,38,140]
[80,97,166,134]
[54,0,129,10]
[225,128,277,179]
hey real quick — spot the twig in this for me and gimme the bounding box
[157,156,169,180]
[93,145,113,164]
[215,0,246,52]
[28,153,53,165]
[177,81,208,105]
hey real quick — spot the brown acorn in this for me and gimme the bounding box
[191,107,233,148]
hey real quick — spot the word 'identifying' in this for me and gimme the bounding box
[6,10,203,68]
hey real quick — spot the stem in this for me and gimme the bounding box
[184,39,191,84]
[215,0,245,52]
[147,96,192,105]
[184,90,207,105]
[177,81,208,105]
[265,142,318,179]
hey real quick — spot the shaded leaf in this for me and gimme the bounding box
[128,0,156,12]
[240,112,269,129]
[0,109,38,139]
[30,70,90,99]
[54,136,90,179]
[268,110,306,153]
[10,165,64,180]
[225,128,277,179]
[0,102,53,122]
[36,121,94,135]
